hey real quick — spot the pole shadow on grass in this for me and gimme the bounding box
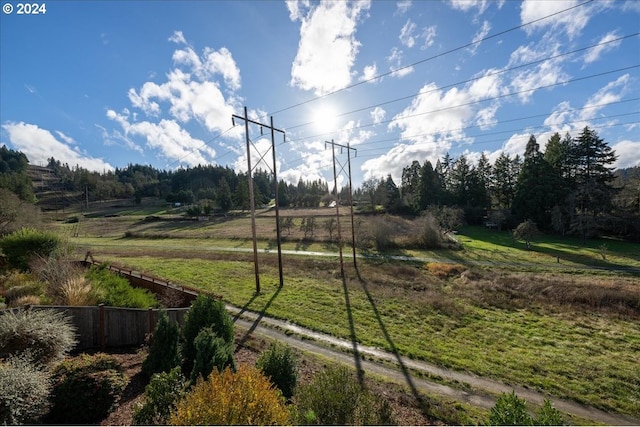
[234,285,282,352]
[341,271,365,387]
[355,264,430,417]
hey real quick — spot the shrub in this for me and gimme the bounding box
[488,391,564,426]
[47,353,127,424]
[86,264,158,308]
[58,277,99,306]
[142,312,181,378]
[1,272,45,305]
[169,364,290,426]
[0,355,51,425]
[133,367,186,425]
[295,365,394,425]
[415,214,443,249]
[181,294,234,374]
[256,342,298,399]
[489,391,533,425]
[0,228,61,271]
[370,216,394,251]
[536,399,564,426]
[189,327,235,384]
[0,308,77,367]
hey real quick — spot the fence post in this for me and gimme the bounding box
[99,304,106,351]
[148,308,155,335]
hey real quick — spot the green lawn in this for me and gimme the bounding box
[101,254,640,418]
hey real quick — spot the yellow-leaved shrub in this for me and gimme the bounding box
[168,364,290,426]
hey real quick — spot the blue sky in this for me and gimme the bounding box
[1,0,639,187]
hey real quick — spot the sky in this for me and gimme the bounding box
[1,0,639,188]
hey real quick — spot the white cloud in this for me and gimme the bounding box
[107,109,214,167]
[468,21,491,55]
[127,43,241,133]
[289,0,371,95]
[612,140,640,169]
[544,75,631,130]
[371,107,386,125]
[395,0,412,15]
[2,122,113,171]
[448,0,503,15]
[520,0,591,39]
[360,62,379,83]
[388,47,414,78]
[420,26,437,50]
[399,19,417,48]
[286,0,311,21]
[168,30,187,45]
[583,31,622,65]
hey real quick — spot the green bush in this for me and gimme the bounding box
[181,295,233,373]
[0,308,77,367]
[489,391,533,425]
[295,365,394,425]
[536,399,564,426]
[86,264,159,308]
[189,327,235,384]
[256,342,298,399]
[142,312,181,378]
[489,392,564,426]
[47,353,128,424]
[169,364,290,425]
[133,367,186,425]
[0,228,61,271]
[0,355,51,425]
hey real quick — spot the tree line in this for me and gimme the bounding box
[1,126,638,240]
[354,127,638,240]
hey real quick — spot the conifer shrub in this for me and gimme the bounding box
[0,308,77,366]
[0,227,61,271]
[295,364,394,425]
[142,312,181,378]
[169,364,290,426]
[48,353,127,424]
[256,342,298,399]
[536,399,564,426]
[133,367,186,426]
[0,355,51,425]
[189,327,235,384]
[85,264,158,308]
[489,391,563,426]
[489,391,532,426]
[181,294,233,373]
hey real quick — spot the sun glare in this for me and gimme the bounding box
[312,104,338,134]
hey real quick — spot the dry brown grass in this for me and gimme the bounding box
[425,262,467,278]
[59,277,99,306]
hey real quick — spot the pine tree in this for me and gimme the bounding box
[512,135,563,228]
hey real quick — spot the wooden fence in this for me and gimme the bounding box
[9,305,190,351]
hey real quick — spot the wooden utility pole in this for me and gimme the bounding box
[232,107,286,293]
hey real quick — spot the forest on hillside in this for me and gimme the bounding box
[1,127,639,240]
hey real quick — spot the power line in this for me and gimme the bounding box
[354,119,640,161]
[278,107,640,169]
[283,65,640,146]
[266,0,595,117]
[285,33,640,132]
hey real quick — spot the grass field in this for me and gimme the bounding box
[52,202,640,418]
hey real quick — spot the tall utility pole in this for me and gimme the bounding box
[325,140,358,273]
[232,107,285,293]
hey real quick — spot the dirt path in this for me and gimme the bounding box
[229,304,640,426]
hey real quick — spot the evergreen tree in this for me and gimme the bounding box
[418,160,443,210]
[380,175,401,212]
[401,160,421,213]
[215,177,232,212]
[569,127,618,239]
[512,135,563,228]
